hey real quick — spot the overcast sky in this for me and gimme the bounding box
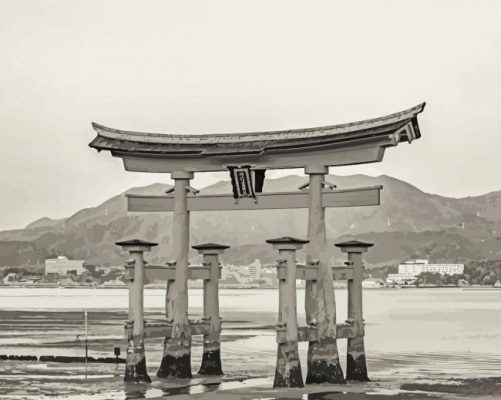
[1,0,500,231]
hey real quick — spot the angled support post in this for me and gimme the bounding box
[192,242,229,375]
[304,165,344,384]
[267,236,308,388]
[158,170,194,379]
[116,239,158,383]
[335,240,374,382]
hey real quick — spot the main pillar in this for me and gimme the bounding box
[116,239,158,383]
[335,240,373,382]
[158,170,194,379]
[193,242,229,375]
[304,165,344,384]
[267,236,307,388]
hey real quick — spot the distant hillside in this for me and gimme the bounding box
[1,174,500,268]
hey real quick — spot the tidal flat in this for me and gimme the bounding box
[0,287,500,399]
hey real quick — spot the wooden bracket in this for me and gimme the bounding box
[165,186,200,195]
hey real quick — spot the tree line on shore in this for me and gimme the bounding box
[0,264,125,285]
[2,259,501,287]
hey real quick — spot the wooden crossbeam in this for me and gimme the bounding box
[276,265,353,281]
[126,264,217,282]
[130,264,352,282]
[332,266,354,281]
[126,320,361,341]
[124,319,210,339]
[276,323,359,343]
[126,186,382,212]
[132,264,352,283]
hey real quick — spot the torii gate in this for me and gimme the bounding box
[89,102,425,384]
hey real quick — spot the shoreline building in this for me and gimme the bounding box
[45,256,86,276]
[248,259,262,281]
[387,259,464,286]
[398,259,464,276]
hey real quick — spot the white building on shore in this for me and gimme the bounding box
[398,259,464,276]
[45,256,86,276]
[248,259,262,281]
[387,259,464,286]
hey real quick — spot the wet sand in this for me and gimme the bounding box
[1,287,501,399]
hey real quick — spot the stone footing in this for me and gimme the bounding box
[199,347,223,375]
[124,354,151,383]
[306,339,345,384]
[273,341,303,388]
[346,336,369,382]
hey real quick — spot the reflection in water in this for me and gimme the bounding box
[159,381,221,396]
[124,383,149,399]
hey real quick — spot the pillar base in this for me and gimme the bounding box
[157,353,192,379]
[306,338,345,384]
[157,336,192,379]
[273,341,304,388]
[124,352,151,383]
[199,346,223,376]
[346,336,369,382]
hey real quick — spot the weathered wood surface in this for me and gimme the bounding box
[91,104,423,150]
[89,104,425,173]
[346,251,369,381]
[127,264,212,282]
[157,172,193,379]
[348,253,365,338]
[274,247,303,388]
[332,266,354,281]
[130,263,351,282]
[278,265,353,281]
[127,186,381,212]
[276,323,356,343]
[121,146,387,172]
[125,320,210,339]
[304,169,345,384]
[199,253,223,375]
[124,251,150,383]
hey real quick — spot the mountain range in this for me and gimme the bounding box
[1,174,501,269]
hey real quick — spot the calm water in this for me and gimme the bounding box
[0,287,500,398]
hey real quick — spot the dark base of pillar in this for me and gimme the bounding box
[346,337,369,382]
[346,353,369,382]
[157,352,192,379]
[273,364,303,388]
[273,342,304,388]
[124,356,151,383]
[305,340,345,384]
[199,349,223,375]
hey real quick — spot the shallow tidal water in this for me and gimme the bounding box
[0,287,500,399]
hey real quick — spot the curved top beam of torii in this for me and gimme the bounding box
[89,102,425,173]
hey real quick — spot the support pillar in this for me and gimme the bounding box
[116,239,158,383]
[304,165,344,384]
[267,236,307,388]
[335,240,373,382]
[192,242,229,375]
[125,259,148,321]
[125,259,135,321]
[158,170,194,379]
